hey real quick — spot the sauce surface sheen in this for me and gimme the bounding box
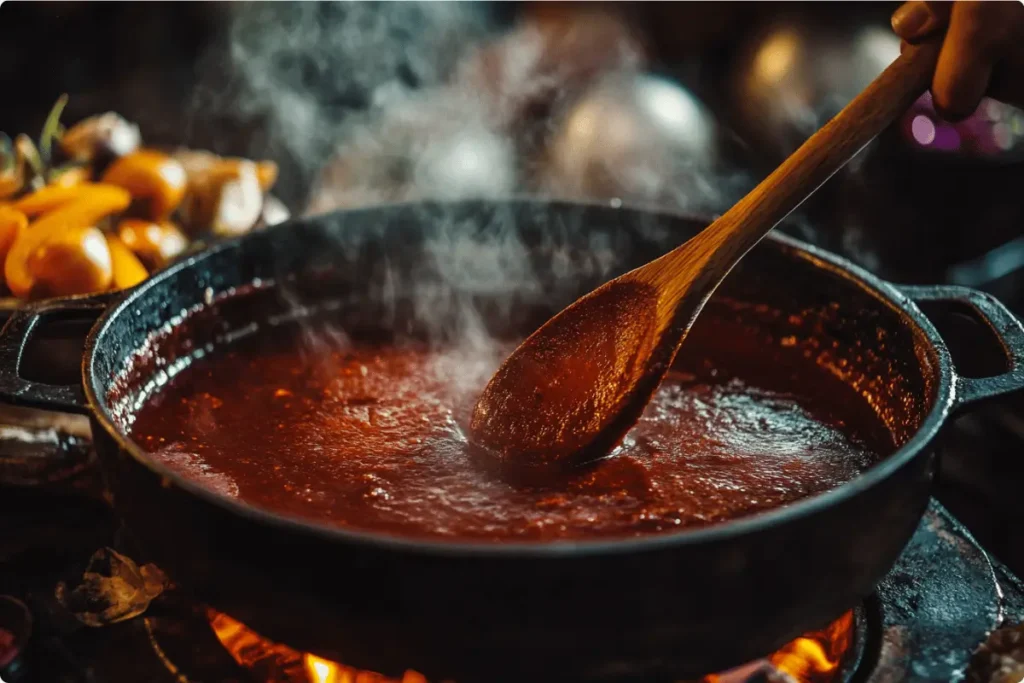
[130,317,892,542]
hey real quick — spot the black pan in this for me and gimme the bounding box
[1,199,1022,682]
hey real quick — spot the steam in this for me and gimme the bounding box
[186,2,755,410]
[189,2,496,206]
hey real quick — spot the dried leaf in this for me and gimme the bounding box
[55,547,167,627]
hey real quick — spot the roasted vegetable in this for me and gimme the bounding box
[0,134,42,200]
[102,150,187,220]
[259,195,291,227]
[48,164,92,188]
[5,185,131,297]
[61,112,141,164]
[27,225,113,297]
[0,135,22,199]
[106,234,148,290]
[117,218,188,269]
[2,96,91,200]
[0,206,27,267]
[173,148,220,176]
[14,135,42,183]
[0,175,20,200]
[174,150,279,192]
[255,161,278,192]
[2,97,283,300]
[179,160,263,237]
[12,182,126,217]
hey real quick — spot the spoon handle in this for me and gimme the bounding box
[702,39,941,263]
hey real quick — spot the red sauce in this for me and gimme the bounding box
[130,317,892,542]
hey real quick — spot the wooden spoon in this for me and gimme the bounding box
[469,41,941,470]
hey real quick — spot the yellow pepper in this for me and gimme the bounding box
[0,206,27,272]
[27,225,113,298]
[12,182,126,217]
[117,218,188,269]
[0,174,21,201]
[102,149,187,220]
[5,185,131,298]
[48,165,92,189]
[255,160,278,192]
[106,234,148,290]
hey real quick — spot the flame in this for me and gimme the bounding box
[209,608,853,683]
[209,608,425,683]
[302,654,428,683]
[769,611,855,683]
[304,655,337,683]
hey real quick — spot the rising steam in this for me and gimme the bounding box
[184,2,759,411]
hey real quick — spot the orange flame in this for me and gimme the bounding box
[769,611,854,683]
[209,608,425,683]
[303,655,338,683]
[209,609,853,683]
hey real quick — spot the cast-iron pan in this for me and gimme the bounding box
[1,199,1022,682]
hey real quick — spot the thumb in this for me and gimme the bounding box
[891,1,952,41]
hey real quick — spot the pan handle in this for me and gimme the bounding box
[0,293,118,415]
[901,285,1024,408]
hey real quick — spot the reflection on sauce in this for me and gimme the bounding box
[130,317,892,542]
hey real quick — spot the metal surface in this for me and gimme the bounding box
[0,199,1021,681]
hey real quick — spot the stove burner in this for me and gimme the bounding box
[118,504,1018,683]
[202,608,859,683]
[0,596,32,682]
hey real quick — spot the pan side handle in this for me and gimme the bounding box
[901,285,1024,408]
[0,293,117,415]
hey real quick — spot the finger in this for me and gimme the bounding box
[931,2,1005,121]
[891,1,952,41]
[923,2,954,25]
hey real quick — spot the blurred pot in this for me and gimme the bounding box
[541,73,735,213]
[729,16,900,162]
[306,89,517,215]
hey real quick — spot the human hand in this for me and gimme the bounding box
[892,0,1024,120]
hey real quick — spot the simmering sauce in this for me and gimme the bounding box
[130,316,893,542]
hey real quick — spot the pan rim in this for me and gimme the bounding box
[83,196,955,558]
